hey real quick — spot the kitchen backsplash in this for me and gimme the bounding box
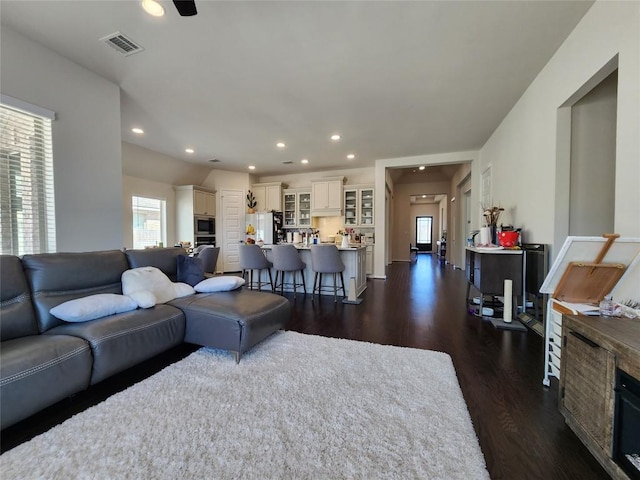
[284,216,374,243]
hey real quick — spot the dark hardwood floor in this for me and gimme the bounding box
[2,254,609,479]
[286,253,609,480]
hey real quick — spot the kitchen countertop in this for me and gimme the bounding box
[466,246,523,254]
[260,244,367,251]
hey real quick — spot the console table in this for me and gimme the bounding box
[465,247,524,316]
[560,314,640,480]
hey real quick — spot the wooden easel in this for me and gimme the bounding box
[553,234,626,304]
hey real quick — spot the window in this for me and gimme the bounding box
[0,97,56,256]
[416,216,433,249]
[132,196,166,249]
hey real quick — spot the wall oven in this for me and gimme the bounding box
[613,369,640,480]
[194,216,215,235]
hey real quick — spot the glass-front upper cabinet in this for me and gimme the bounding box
[298,192,311,227]
[283,192,296,227]
[360,188,374,226]
[344,189,357,226]
[343,187,374,226]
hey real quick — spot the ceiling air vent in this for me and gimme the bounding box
[100,31,144,56]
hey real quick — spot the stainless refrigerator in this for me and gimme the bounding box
[248,212,283,245]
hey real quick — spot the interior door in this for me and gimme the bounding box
[220,189,243,272]
[416,216,433,252]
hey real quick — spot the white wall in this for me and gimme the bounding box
[480,1,640,256]
[1,27,123,252]
[122,142,212,187]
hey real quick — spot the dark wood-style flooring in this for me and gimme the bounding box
[2,254,609,479]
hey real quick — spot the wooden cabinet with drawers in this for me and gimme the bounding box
[559,315,640,480]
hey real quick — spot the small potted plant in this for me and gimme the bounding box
[246,190,257,213]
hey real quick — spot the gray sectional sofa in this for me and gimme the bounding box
[0,247,290,430]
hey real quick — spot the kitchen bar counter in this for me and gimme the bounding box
[261,244,367,298]
[465,246,524,314]
[465,246,523,255]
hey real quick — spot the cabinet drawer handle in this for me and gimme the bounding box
[570,331,599,348]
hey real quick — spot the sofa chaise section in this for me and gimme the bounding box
[21,250,186,385]
[125,248,291,362]
[0,255,92,430]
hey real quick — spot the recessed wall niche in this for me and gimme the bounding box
[554,56,618,248]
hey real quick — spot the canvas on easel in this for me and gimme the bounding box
[540,234,640,386]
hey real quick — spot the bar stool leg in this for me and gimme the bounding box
[280,271,285,295]
[301,269,307,294]
[249,269,254,290]
[268,269,274,293]
[340,273,346,297]
[293,271,297,298]
[333,272,337,302]
[312,272,318,301]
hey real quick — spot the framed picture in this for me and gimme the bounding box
[481,165,491,208]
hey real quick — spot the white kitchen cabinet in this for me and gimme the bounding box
[283,189,311,228]
[311,177,344,217]
[359,188,374,226]
[193,189,216,216]
[365,246,374,276]
[343,185,374,227]
[344,189,357,227]
[251,182,283,212]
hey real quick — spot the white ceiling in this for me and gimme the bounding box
[1,0,593,176]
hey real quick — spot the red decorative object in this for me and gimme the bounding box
[498,231,519,247]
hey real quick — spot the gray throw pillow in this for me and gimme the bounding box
[177,255,205,287]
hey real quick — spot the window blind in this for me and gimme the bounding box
[0,102,56,255]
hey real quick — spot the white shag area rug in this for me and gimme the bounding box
[1,331,489,479]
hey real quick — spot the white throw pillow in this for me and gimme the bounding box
[194,276,245,293]
[174,282,196,298]
[127,290,156,309]
[50,294,137,322]
[122,267,176,304]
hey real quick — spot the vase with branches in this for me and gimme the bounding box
[481,203,504,245]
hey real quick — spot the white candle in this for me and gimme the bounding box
[503,279,512,323]
[479,227,491,245]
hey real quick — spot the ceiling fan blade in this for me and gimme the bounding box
[173,0,197,16]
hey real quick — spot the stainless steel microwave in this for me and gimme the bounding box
[194,216,215,235]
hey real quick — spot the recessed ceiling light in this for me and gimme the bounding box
[422,195,427,198]
[419,166,426,170]
[330,134,341,141]
[347,154,355,160]
[141,0,165,17]
[301,159,309,164]
[248,165,256,170]
[185,148,195,154]
[131,127,144,134]
[276,142,286,148]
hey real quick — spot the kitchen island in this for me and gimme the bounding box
[261,244,367,298]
